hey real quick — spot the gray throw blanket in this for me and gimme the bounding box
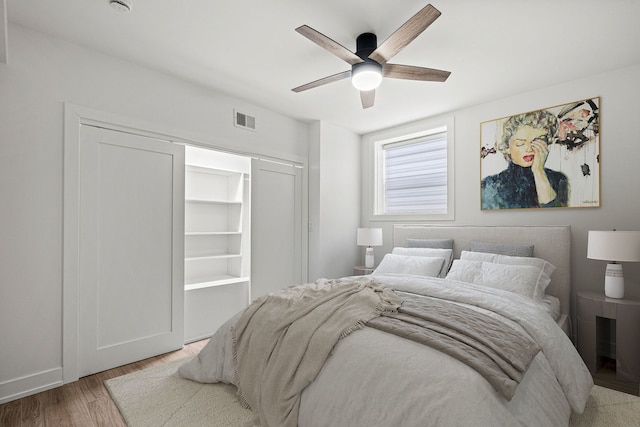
[232,277,402,427]
[367,291,541,400]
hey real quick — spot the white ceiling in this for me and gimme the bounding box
[6,0,640,134]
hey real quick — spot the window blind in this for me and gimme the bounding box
[383,132,447,214]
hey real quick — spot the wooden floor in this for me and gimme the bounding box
[0,339,208,427]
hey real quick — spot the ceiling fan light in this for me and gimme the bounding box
[351,61,382,91]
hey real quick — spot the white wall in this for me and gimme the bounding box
[5,17,637,403]
[0,24,310,403]
[308,121,361,281]
[362,63,640,328]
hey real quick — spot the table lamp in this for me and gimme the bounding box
[357,228,383,268]
[587,230,640,299]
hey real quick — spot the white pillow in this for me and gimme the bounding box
[445,259,484,284]
[445,259,551,301]
[460,251,556,282]
[392,247,453,278]
[372,254,445,278]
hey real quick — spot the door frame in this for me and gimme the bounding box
[62,103,308,383]
[63,104,187,382]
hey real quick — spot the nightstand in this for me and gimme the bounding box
[353,266,375,275]
[577,291,640,395]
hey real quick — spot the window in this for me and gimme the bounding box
[365,117,454,220]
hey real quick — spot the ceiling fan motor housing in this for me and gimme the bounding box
[356,33,378,60]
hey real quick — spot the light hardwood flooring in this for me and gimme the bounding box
[0,339,209,426]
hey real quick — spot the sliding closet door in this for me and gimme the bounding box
[251,159,303,299]
[77,125,184,377]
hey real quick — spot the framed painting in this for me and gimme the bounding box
[480,97,600,210]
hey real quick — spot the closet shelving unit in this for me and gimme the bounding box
[184,146,251,343]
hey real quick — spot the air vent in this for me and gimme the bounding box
[234,110,256,131]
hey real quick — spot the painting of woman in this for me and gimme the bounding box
[480,98,599,210]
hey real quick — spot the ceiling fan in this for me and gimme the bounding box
[292,3,451,109]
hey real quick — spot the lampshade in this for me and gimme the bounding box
[357,228,383,247]
[351,61,383,92]
[587,230,640,299]
[587,230,640,262]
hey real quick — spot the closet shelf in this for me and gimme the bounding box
[185,254,242,261]
[185,198,242,205]
[185,231,242,236]
[185,276,250,291]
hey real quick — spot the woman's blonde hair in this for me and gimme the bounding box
[497,110,558,161]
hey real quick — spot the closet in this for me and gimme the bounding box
[65,109,304,381]
[184,146,251,342]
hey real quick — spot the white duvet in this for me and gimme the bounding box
[179,274,593,427]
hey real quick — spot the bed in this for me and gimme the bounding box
[178,225,593,426]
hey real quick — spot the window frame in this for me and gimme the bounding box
[363,116,455,222]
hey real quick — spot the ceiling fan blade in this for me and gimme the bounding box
[296,25,364,65]
[383,63,450,82]
[369,4,441,64]
[360,90,375,109]
[292,70,352,93]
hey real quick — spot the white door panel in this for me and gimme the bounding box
[78,125,184,377]
[251,159,303,299]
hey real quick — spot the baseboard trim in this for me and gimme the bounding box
[184,333,214,344]
[0,368,63,404]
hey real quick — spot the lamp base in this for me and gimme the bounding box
[604,263,624,299]
[364,247,375,269]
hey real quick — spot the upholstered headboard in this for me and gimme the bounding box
[393,225,572,319]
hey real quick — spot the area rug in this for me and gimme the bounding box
[105,358,253,426]
[106,358,640,426]
[570,383,640,426]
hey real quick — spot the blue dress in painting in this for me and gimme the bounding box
[481,162,569,209]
